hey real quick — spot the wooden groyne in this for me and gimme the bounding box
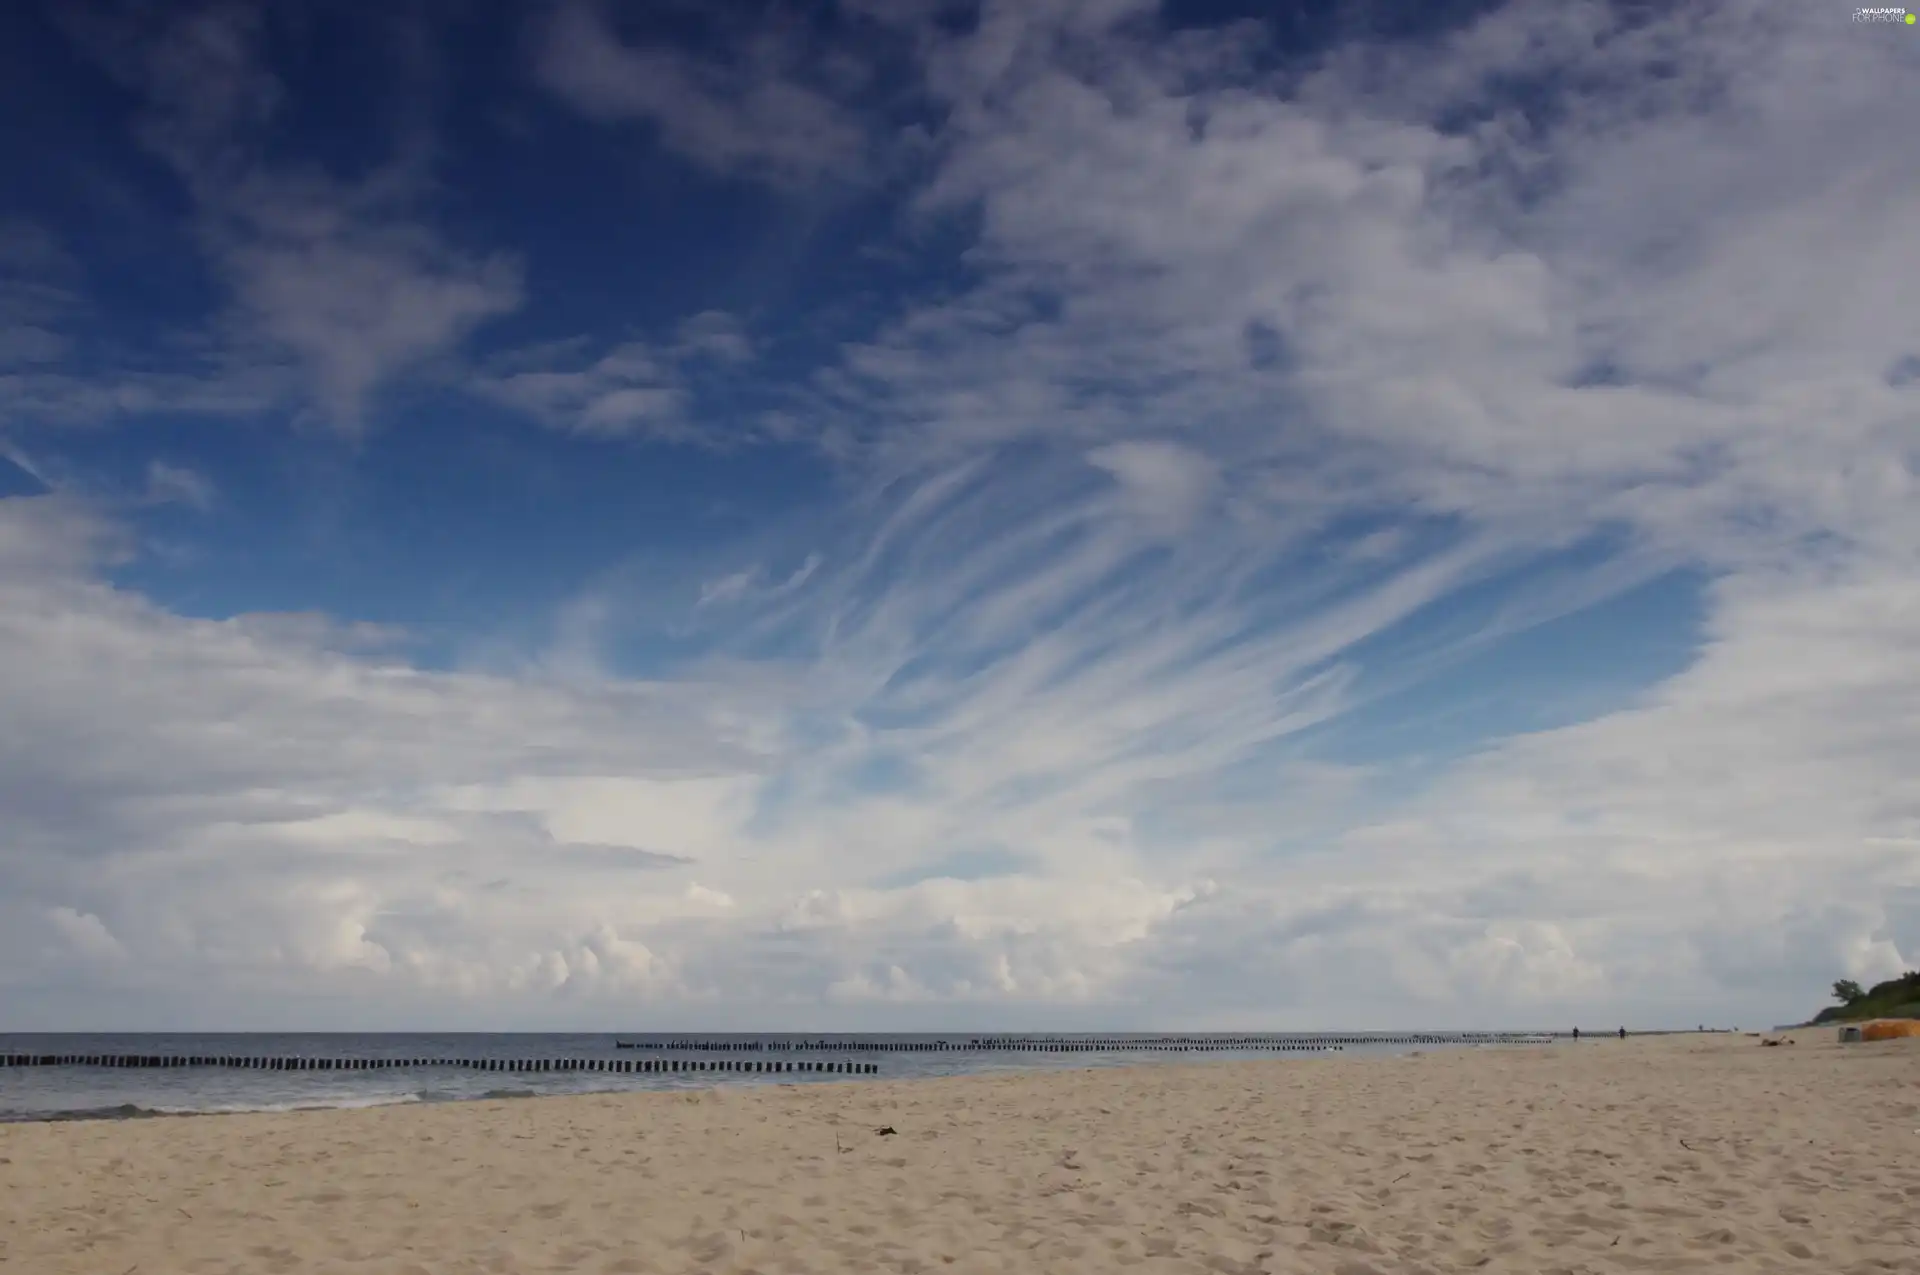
[0,1032,1571,1072]
[0,1056,879,1074]
[612,1032,1557,1053]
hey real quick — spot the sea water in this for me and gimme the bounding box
[0,1031,1528,1121]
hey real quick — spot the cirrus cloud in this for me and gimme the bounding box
[1,0,1914,1032]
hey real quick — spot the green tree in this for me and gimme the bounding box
[1832,979,1865,1005]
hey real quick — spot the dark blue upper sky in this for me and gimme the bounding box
[2,0,1531,659]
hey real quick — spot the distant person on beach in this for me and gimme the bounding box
[1572,1027,1580,1040]
[1618,1027,1626,1040]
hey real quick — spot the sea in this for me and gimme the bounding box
[0,1031,1554,1123]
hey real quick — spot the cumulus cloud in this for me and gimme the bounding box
[0,492,766,1023]
[4,0,1915,1029]
[46,907,126,963]
[685,883,737,910]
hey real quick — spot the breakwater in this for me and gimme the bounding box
[3,1031,1565,1073]
[0,1031,1571,1121]
[614,1032,1556,1053]
[0,1055,877,1074]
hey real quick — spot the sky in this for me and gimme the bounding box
[0,0,1915,1032]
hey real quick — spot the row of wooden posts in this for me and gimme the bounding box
[0,1055,878,1074]
[0,1033,1565,1073]
[621,1032,1556,1052]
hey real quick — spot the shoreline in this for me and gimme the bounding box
[0,1033,1599,1126]
[0,1047,1461,1127]
[5,1030,1913,1273]
[0,1030,1773,1126]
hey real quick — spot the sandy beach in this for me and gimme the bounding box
[2,1031,1913,1275]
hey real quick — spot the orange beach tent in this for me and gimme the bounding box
[1851,1019,1920,1042]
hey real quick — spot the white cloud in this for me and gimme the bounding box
[476,340,686,438]
[697,566,761,608]
[535,1,870,185]
[50,3,522,431]
[1087,440,1218,537]
[474,317,759,439]
[0,220,74,371]
[771,0,1918,1023]
[46,907,125,963]
[0,219,82,385]
[4,0,1916,1030]
[0,493,767,1021]
[439,775,750,859]
[271,810,465,848]
[685,882,737,909]
[143,461,216,511]
[674,310,755,363]
[0,361,291,430]
[696,553,822,609]
[217,210,521,428]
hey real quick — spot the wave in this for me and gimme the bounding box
[0,1083,569,1123]
[148,1092,426,1116]
[0,1092,426,1123]
[0,1102,164,1123]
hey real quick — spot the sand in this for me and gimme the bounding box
[1,1031,1914,1275]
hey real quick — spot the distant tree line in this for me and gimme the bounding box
[1817,971,1920,1023]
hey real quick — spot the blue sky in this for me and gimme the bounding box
[1,0,1916,1031]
